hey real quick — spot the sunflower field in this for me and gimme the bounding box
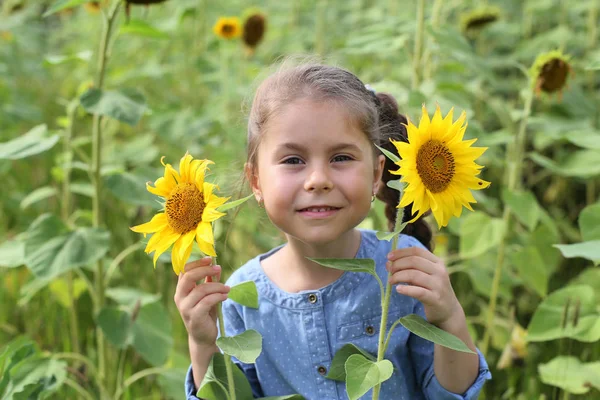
[1,0,599,399]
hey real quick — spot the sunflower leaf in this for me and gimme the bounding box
[375,145,400,163]
[216,193,254,213]
[216,330,262,364]
[42,0,94,17]
[79,88,147,126]
[0,125,59,160]
[308,258,375,274]
[398,314,475,353]
[227,280,258,309]
[119,19,169,39]
[345,354,393,400]
[386,179,404,192]
[198,352,254,400]
[326,343,375,382]
[375,227,407,242]
[553,241,600,265]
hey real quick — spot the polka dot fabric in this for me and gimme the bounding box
[185,229,491,399]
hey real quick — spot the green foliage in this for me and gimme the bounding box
[344,354,393,400]
[227,280,259,309]
[398,314,476,354]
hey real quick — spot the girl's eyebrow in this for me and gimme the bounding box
[276,142,362,153]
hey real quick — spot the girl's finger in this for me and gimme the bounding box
[179,282,230,311]
[395,284,434,303]
[183,256,213,272]
[389,268,433,289]
[175,265,222,303]
[387,256,437,275]
[193,292,229,316]
[387,246,439,264]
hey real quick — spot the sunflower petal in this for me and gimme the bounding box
[149,228,180,268]
[197,236,217,257]
[130,213,168,235]
[196,221,214,244]
[179,152,193,183]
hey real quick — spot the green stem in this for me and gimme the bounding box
[372,204,404,400]
[422,0,443,81]
[481,87,534,355]
[411,0,426,90]
[114,367,169,400]
[105,242,144,285]
[92,0,122,386]
[63,378,96,400]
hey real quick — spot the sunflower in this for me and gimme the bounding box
[213,17,242,40]
[460,6,501,36]
[242,13,266,50]
[390,105,491,228]
[130,154,229,275]
[530,50,571,98]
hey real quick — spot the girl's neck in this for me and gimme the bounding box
[262,229,362,292]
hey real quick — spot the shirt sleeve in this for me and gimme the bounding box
[184,299,264,399]
[409,301,492,400]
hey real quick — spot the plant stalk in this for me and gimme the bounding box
[372,205,404,400]
[92,0,122,386]
[481,87,534,355]
[213,256,236,400]
[411,0,426,90]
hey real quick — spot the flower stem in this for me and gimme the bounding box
[213,257,236,400]
[92,0,122,386]
[481,87,534,355]
[372,205,404,400]
[411,0,426,90]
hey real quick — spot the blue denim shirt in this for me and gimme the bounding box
[186,229,491,399]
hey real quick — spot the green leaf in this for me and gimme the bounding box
[198,352,255,400]
[386,179,403,192]
[24,214,110,281]
[42,0,93,17]
[579,202,600,241]
[132,301,173,366]
[216,194,254,212]
[97,307,133,349]
[501,189,541,231]
[120,19,169,39]
[0,125,59,160]
[105,287,161,310]
[529,151,600,178]
[509,246,549,297]
[308,258,375,274]
[104,171,160,208]
[19,186,58,210]
[79,88,147,126]
[376,225,408,242]
[216,330,262,364]
[325,343,376,382]
[398,314,475,353]
[0,240,25,268]
[227,281,259,309]
[48,277,87,308]
[527,285,600,342]
[539,356,600,394]
[375,144,400,163]
[344,354,393,400]
[564,130,600,150]
[570,269,600,306]
[3,358,67,399]
[553,241,600,265]
[459,212,505,259]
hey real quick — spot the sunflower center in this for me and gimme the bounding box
[166,183,205,234]
[416,140,455,193]
[222,24,234,34]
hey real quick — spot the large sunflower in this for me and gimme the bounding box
[130,154,229,275]
[391,105,490,228]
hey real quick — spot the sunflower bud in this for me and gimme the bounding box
[530,50,572,99]
[243,14,266,50]
[213,17,242,40]
[460,6,501,38]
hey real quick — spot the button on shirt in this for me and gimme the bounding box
[185,229,492,399]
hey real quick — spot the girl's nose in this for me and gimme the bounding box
[304,166,333,192]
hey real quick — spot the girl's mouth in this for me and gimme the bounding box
[297,206,341,218]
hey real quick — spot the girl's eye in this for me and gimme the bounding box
[332,155,352,162]
[282,157,303,165]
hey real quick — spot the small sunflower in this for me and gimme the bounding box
[130,154,229,275]
[213,17,242,40]
[391,105,491,229]
[530,50,571,97]
[242,13,266,51]
[460,6,501,37]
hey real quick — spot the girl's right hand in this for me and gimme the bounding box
[174,256,230,347]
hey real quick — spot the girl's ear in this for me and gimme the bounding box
[244,162,262,200]
[373,154,386,194]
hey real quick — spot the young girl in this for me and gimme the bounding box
[175,63,491,399]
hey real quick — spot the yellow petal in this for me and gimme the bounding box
[197,236,217,257]
[179,152,193,183]
[419,105,431,138]
[149,228,181,268]
[196,221,214,244]
[171,230,195,274]
[130,213,168,234]
[147,178,171,197]
[178,230,196,261]
[202,207,226,223]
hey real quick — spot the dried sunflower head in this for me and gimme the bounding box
[530,50,572,98]
[213,17,242,40]
[460,6,501,37]
[242,13,266,50]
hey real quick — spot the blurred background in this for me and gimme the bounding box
[0,0,599,399]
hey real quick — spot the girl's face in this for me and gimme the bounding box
[249,98,385,246]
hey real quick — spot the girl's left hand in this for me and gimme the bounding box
[386,246,463,327]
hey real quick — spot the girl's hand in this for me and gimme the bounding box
[174,256,230,347]
[386,247,463,327]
